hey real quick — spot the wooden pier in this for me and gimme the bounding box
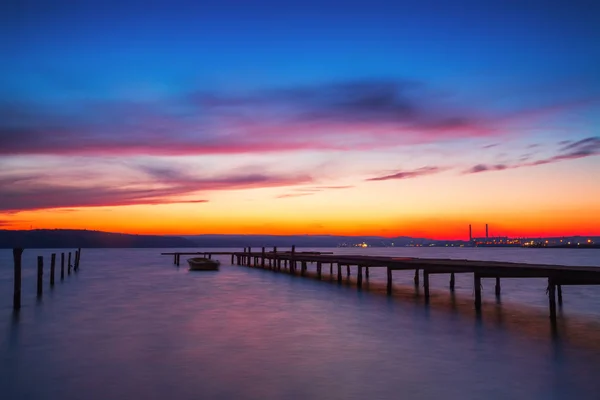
[163,248,600,322]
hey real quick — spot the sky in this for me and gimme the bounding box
[1,0,599,239]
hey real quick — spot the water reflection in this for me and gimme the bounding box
[0,248,599,400]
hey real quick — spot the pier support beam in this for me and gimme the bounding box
[557,285,563,305]
[301,261,307,276]
[414,269,419,286]
[337,264,342,283]
[365,267,370,280]
[449,272,455,291]
[474,273,482,311]
[357,266,363,288]
[548,278,557,321]
[261,247,265,268]
[13,248,23,311]
[61,253,65,280]
[387,267,392,295]
[317,262,322,279]
[346,265,351,277]
[495,277,501,297]
[330,263,333,275]
[423,270,430,301]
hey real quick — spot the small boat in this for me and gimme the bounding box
[187,257,220,271]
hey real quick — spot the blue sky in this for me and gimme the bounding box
[1,0,599,237]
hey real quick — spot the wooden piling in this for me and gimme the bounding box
[74,250,79,271]
[357,265,363,288]
[557,285,563,304]
[61,253,65,280]
[50,253,56,286]
[261,247,266,268]
[423,270,430,301]
[474,274,482,311]
[13,248,23,310]
[346,265,350,277]
[37,256,43,296]
[176,254,180,266]
[290,246,296,274]
[231,253,234,264]
[68,252,72,274]
[449,272,455,291]
[365,267,370,280]
[337,264,342,282]
[301,261,307,276]
[414,269,420,286]
[248,247,252,266]
[75,247,81,270]
[494,277,500,297]
[548,278,557,321]
[174,254,177,264]
[330,263,333,275]
[386,267,392,295]
[317,262,322,279]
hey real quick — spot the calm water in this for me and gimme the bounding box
[1,247,599,400]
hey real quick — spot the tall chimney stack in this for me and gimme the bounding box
[486,224,489,238]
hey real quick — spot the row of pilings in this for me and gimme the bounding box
[12,248,83,310]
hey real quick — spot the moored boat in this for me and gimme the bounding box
[187,257,220,271]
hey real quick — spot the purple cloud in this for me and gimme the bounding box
[464,136,600,174]
[0,166,312,212]
[366,166,442,181]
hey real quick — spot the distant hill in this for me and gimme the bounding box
[179,234,420,248]
[0,229,196,249]
[0,230,420,249]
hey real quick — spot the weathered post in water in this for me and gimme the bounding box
[387,267,393,295]
[495,277,501,297]
[13,248,23,310]
[548,278,557,321]
[474,273,482,311]
[68,252,72,275]
[261,247,266,268]
[290,245,296,275]
[414,269,419,286]
[357,265,363,288]
[317,262,322,279]
[61,253,65,280]
[74,251,79,272]
[37,256,43,297]
[75,248,82,270]
[449,272,455,291]
[423,270,430,301]
[50,253,56,286]
[557,285,563,305]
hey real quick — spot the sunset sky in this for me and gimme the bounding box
[1,1,599,239]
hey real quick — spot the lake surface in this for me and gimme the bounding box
[1,247,599,400]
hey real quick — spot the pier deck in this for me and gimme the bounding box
[163,248,600,322]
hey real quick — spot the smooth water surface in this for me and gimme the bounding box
[1,247,599,400]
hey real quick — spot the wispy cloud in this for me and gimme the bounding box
[464,136,600,174]
[366,166,443,181]
[276,193,315,199]
[0,79,493,157]
[464,164,508,174]
[0,165,311,212]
